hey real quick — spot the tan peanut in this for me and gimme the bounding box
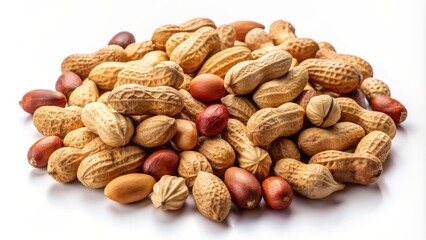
[266,138,301,163]
[107,84,183,116]
[224,50,293,95]
[170,27,220,73]
[253,66,309,108]
[33,106,84,138]
[222,118,272,181]
[89,62,129,90]
[274,158,345,199]
[68,80,99,107]
[179,74,192,91]
[298,122,365,156]
[246,103,305,146]
[63,127,98,149]
[132,115,177,148]
[127,50,169,68]
[81,102,134,147]
[177,151,213,188]
[124,40,156,61]
[220,94,258,124]
[309,150,383,185]
[360,77,391,101]
[316,48,373,79]
[355,130,392,163]
[48,137,113,183]
[115,61,184,88]
[198,138,236,171]
[152,18,216,50]
[318,41,336,52]
[212,24,236,53]
[165,32,191,57]
[192,171,231,222]
[300,58,362,94]
[336,97,396,138]
[151,175,189,210]
[198,46,253,79]
[61,45,127,79]
[269,20,296,45]
[77,145,146,188]
[244,28,274,51]
[178,89,206,122]
[96,91,111,107]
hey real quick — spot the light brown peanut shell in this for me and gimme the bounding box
[107,84,183,116]
[124,40,156,61]
[127,50,169,68]
[246,103,305,146]
[179,74,193,91]
[89,62,129,90]
[198,138,236,171]
[132,115,177,148]
[77,145,146,188]
[212,24,236,53]
[305,95,341,128]
[63,127,98,149]
[178,89,206,122]
[298,122,365,156]
[266,138,301,163]
[309,150,383,185]
[274,158,345,199]
[177,151,213,188]
[68,80,99,107]
[166,32,191,57]
[151,175,189,210]
[33,106,84,138]
[269,20,296,45]
[192,171,231,222]
[355,130,392,163]
[220,94,258,124]
[253,66,308,108]
[360,77,391,101]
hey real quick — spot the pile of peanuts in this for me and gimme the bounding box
[21,18,407,222]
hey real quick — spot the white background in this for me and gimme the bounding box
[1,0,425,239]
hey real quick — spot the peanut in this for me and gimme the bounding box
[222,118,272,181]
[77,145,146,188]
[220,94,258,124]
[107,84,183,116]
[224,50,293,95]
[104,173,156,204]
[179,73,192,91]
[81,102,134,147]
[178,89,206,122]
[63,127,98,149]
[244,28,274,51]
[151,175,189,210]
[318,41,336,52]
[269,20,296,45]
[33,106,84,138]
[124,40,156,61]
[360,77,391,101]
[165,32,191,57]
[355,131,392,163]
[246,103,305,146]
[309,150,383,185]
[55,72,83,97]
[108,31,135,48]
[253,66,308,108]
[177,151,213,188]
[274,158,345,199]
[152,18,216,50]
[266,138,301,163]
[20,89,67,114]
[171,119,198,151]
[198,138,236,172]
[89,62,128,90]
[128,50,169,68]
[68,80,99,107]
[27,136,63,168]
[132,115,177,148]
[212,24,236,53]
[298,122,365,156]
[61,45,127,79]
[170,27,220,73]
[336,97,396,138]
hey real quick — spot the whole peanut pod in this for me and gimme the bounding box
[33,106,84,138]
[355,130,392,163]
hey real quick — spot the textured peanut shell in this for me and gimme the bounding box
[230,20,265,42]
[251,38,318,62]
[47,137,113,183]
[336,97,396,138]
[192,171,231,222]
[96,91,111,107]
[222,118,272,181]
[360,77,391,101]
[124,40,156,61]
[224,50,292,95]
[152,18,216,50]
[305,95,341,128]
[33,106,84,138]
[318,41,336,52]
[89,62,129,90]
[220,94,258,124]
[115,61,184,88]
[309,150,383,185]
[127,50,169,68]
[179,74,192,91]
[82,102,134,147]
[355,130,392,163]
[316,48,373,79]
[198,46,252,79]
[165,32,191,57]
[170,27,220,73]
[132,115,177,148]
[274,158,345,199]
[266,138,301,163]
[244,28,274,50]
[300,58,362,94]
[104,173,156,204]
[246,103,305,146]
[63,127,98,149]
[298,122,365,156]
[108,84,183,116]
[177,151,213,188]
[178,89,206,122]
[269,20,296,45]
[212,24,236,53]
[68,80,99,107]
[151,175,189,210]
[253,66,308,108]
[61,45,127,79]
[198,138,236,171]
[77,146,146,188]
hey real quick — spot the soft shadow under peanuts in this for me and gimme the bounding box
[150,202,189,222]
[107,197,153,214]
[29,168,46,178]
